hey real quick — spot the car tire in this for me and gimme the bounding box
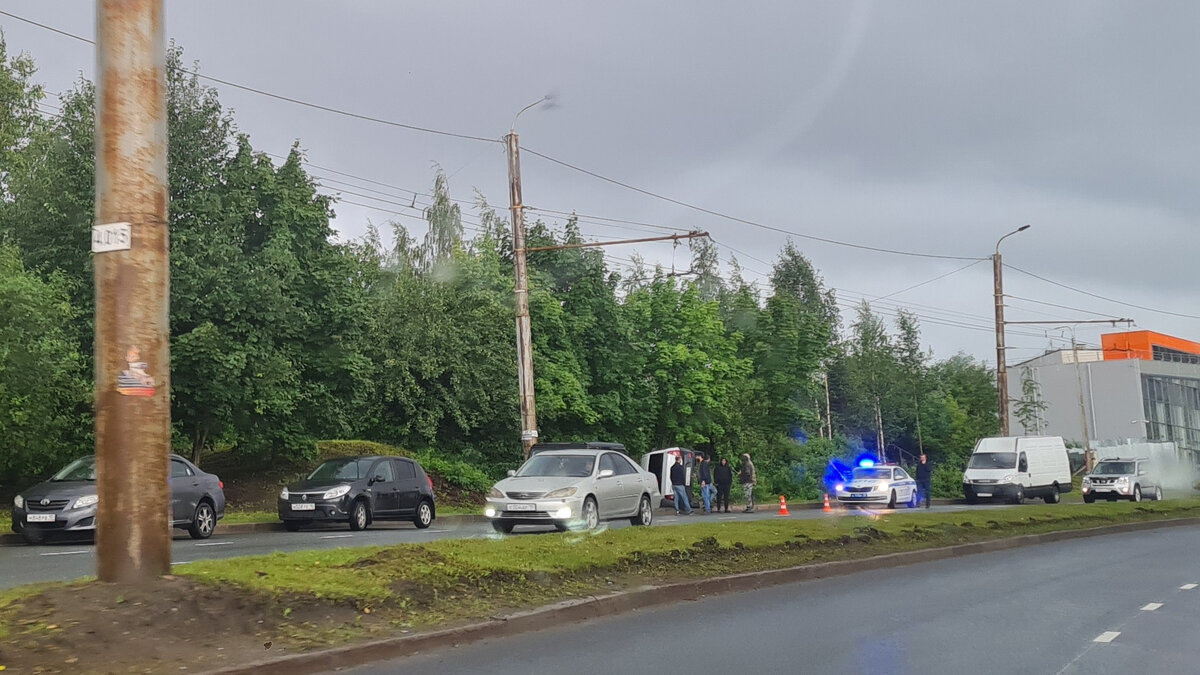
[630,495,653,526]
[1012,486,1024,504]
[492,521,514,534]
[349,499,369,531]
[553,522,570,533]
[283,520,305,532]
[1043,485,1061,504]
[414,500,434,529]
[906,489,919,509]
[887,490,897,509]
[1083,493,1095,503]
[1131,485,1142,502]
[964,492,978,505]
[187,501,216,540]
[1153,486,1163,501]
[577,496,599,530]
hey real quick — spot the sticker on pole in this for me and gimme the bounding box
[117,347,156,396]
[92,222,131,253]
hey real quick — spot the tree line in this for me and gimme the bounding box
[0,41,998,496]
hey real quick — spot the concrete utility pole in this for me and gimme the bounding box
[1068,334,1094,472]
[993,225,1030,436]
[94,0,171,582]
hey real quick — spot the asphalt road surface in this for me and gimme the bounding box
[0,502,1005,588]
[343,524,1200,675]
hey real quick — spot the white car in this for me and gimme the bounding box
[485,449,661,533]
[834,464,920,508]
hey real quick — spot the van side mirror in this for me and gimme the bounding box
[507,469,517,477]
[599,469,615,478]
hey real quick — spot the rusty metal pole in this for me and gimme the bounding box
[993,225,1029,437]
[94,0,171,582]
[506,131,538,459]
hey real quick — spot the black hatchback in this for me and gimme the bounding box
[277,455,436,531]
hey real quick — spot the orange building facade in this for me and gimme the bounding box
[1102,331,1200,364]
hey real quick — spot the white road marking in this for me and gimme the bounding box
[1093,632,1121,643]
[1181,583,1197,590]
[195,541,231,547]
[718,516,737,521]
[39,550,90,556]
[320,534,354,539]
[1140,602,1163,611]
[171,561,191,566]
[420,529,448,534]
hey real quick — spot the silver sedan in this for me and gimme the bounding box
[485,449,660,533]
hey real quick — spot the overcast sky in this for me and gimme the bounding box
[2,1,1197,363]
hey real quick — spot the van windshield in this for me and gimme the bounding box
[968,452,1017,470]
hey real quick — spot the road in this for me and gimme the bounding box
[344,524,1200,675]
[0,502,1004,588]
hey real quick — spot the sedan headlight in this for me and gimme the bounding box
[280,487,290,500]
[489,487,505,499]
[322,485,352,500]
[13,495,23,510]
[874,483,889,492]
[544,487,578,499]
[73,494,99,509]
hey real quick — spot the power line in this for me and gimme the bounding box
[522,146,986,262]
[1004,264,1200,320]
[0,8,500,145]
[1004,294,1120,318]
[869,259,986,302]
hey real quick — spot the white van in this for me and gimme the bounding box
[962,436,1072,504]
[640,447,704,508]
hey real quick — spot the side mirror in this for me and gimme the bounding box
[371,474,386,484]
[599,469,615,478]
[507,469,517,477]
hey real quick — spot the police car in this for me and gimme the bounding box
[834,462,920,508]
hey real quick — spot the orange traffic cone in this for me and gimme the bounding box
[778,495,790,516]
[822,493,833,512]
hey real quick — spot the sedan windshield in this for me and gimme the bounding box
[307,458,374,481]
[516,455,595,478]
[968,452,1017,470]
[1093,461,1135,475]
[52,457,96,481]
[852,468,891,480]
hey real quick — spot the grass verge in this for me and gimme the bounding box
[2,500,1199,673]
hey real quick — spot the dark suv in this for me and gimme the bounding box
[278,455,436,531]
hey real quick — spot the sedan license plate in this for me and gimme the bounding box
[506,503,535,511]
[291,503,316,511]
[26,513,55,523]
[976,492,992,498]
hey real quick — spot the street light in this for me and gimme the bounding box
[994,225,1031,436]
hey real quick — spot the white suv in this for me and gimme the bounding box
[1082,458,1162,503]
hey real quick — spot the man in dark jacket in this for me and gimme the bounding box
[713,457,733,513]
[670,456,693,515]
[696,455,714,513]
[915,453,933,509]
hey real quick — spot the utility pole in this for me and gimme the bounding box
[94,0,171,582]
[505,129,538,459]
[993,225,1030,436]
[1069,334,1094,472]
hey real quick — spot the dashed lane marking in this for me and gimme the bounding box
[39,550,90,556]
[1093,632,1121,643]
[1141,603,1163,611]
[320,534,354,539]
[171,561,191,566]
[195,541,231,547]
[1181,584,1197,590]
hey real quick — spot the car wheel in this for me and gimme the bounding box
[630,495,653,526]
[283,520,304,532]
[1131,485,1142,502]
[349,500,369,531]
[964,492,978,505]
[887,490,897,509]
[187,501,216,540]
[578,496,599,530]
[414,500,434,529]
[906,489,919,509]
[491,521,514,534]
[1012,486,1024,504]
[1043,485,1061,504]
[1154,486,1163,501]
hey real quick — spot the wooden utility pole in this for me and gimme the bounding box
[506,131,539,459]
[993,225,1030,436]
[94,0,171,582]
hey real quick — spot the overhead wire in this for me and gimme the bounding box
[1004,263,1200,320]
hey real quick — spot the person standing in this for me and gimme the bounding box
[739,453,757,512]
[670,456,693,515]
[696,454,715,513]
[713,457,733,513]
[916,453,933,509]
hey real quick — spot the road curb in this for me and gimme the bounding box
[200,515,1200,675]
[0,514,488,546]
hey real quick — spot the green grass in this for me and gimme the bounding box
[0,510,9,533]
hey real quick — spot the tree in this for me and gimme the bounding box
[420,169,463,272]
[1013,367,1047,435]
[0,36,44,204]
[895,309,928,455]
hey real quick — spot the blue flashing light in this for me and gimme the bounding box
[859,458,875,468]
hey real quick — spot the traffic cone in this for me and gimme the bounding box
[822,493,833,512]
[778,495,790,516]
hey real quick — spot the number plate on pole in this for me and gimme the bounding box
[92,222,132,253]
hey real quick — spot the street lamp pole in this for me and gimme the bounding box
[994,225,1030,436]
